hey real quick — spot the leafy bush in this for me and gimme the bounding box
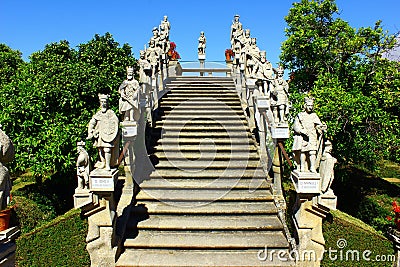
[280,0,400,169]
[0,33,136,177]
[16,209,90,266]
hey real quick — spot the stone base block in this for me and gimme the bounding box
[246,78,256,87]
[121,121,138,138]
[89,168,119,192]
[318,190,337,210]
[271,125,289,139]
[74,190,99,210]
[291,170,321,194]
[255,95,270,110]
[198,54,206,60]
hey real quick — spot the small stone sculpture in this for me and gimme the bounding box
[146,39,161,77]
[252,51,273,94]
[118,66,140,122]
[0,126,14,210]
[138,50,151,85]
[160,15,170,38]
[270,66,290,124]
[159,24,170,55]
[198,31,206,55]
[319,140,336,193]
[246,38,262,77]
[87,94,120,171]
[76,141,91,190]
[150,27,161,47]
[230,14,242,46]
[292,97,327,173]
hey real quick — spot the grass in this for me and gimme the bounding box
[322,210,395,267]
[15,208,90,267]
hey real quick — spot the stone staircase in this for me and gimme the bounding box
[116,76,293,266]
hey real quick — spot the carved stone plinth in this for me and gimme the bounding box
[121,121,137,138]
[198,54,206,60]
[291,170,321,194]
[317,190,337,211]
[271,124,289,139]
[89,168,118,192]
[0,227,19,267]
[73,189,98,210]
[168,61,182,77]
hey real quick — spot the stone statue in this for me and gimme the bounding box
[160,15,170,38]
[292,97,327,173]
[319,140,336,193]
[138,50,151,85]
[252,51,273,94]
[118,66,140,122]
[150,27,161,48]
[146,39,161,77]
[230,14,242,46]
[0,126,14,210]
[245,37,261,77]
[198,31,206,55]
[159,24,170,55]
[87,94,120,171]
[270,66,290,124]
[76,141,90,190]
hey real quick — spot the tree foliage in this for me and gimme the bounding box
[280,0,400,168]
[0,33,136,176]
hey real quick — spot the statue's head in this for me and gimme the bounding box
[149,39,155,47]
[152,27,159,36]
[77,141,85,152]
[260,51,266,63]
[200,31,204,36]
[126,66,134,80]
[245,29,250,37]
[251,37,257,45]
[324,140,333,153]
[304,97,315,113]
[98,94,110,112]
[234,14,240,22]
[277,65,284,77]
[163,15,168,21]
[140,50,145,59]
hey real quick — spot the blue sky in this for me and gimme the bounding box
[1,0,398,69]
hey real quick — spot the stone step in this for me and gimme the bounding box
[160,105,243,110]
[165,92,238,96]
[160,115,247,120]
[138,178,269,190]
[160,131,252,138]
[161,101,241,106]
[157,138,252,145]
[153,145,258,152]
[136,188,273,202]
[132,200,277,214]
[135,215,283,231]
[153,153,260,161]
[167,87,238,93]
[148,169,266,179]
[158,126,250,132]
[123,230,288,249]
[162,97,240,101]
[156,121,248,128]
[153,160,261,169]
[116,249,294,267]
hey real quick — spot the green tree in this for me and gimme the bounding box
[280,0,400,167]
[0,33,136,177]
[0,44,24,87]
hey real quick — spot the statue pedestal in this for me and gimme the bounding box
[291,170,321,194]
[0,227,19,267]
[271,124,289,139]
[89,168,119,192]
[73,190,98,210]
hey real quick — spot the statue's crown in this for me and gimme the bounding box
[127,66,134,73]
[98,93,109,101]
[304,97,314,104]
[77,141,85,146]
[277,65,284,74]
[260,51,266,57]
